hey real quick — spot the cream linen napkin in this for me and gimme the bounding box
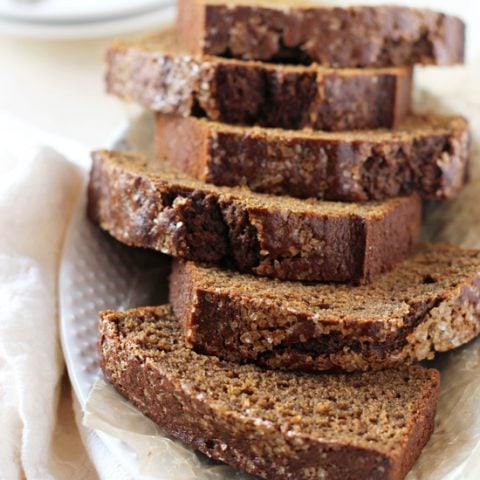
[0,113,131,480]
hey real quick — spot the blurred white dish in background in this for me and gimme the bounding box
[0,0,172,23]
[0,3,175,39]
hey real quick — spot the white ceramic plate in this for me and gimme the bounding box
[0,0,172,23]
[60,113,480,480]
[60,182,174,479]
[59,184,145,478]
[0,5,175,40]
[59,115,169,479]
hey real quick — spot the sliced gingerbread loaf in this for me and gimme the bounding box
[169,243,480,372]
[88,150,421,283]
[177,0,465,67]
[155,114,470,201]
[106,31,412,131]
[99,305,440,480]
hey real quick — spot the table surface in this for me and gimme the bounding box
[0,35,125,148]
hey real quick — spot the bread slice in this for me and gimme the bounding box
[99,305,440,480]
[170,243,480,372]
[177,0,465,67]
[88,150,421,283]
[106,30,412,131]
[155,114,470,201]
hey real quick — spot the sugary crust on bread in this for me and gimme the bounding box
[106,32,412,131]
[99,305,440,480]
[155,114,470,201]
[177,0,465,67]
[87,150,421,283]
[169,244,480,372]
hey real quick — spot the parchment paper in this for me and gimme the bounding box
[83,63,480,479]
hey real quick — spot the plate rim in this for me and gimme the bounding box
[59,120,153,479]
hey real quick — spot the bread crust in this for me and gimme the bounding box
[177,1,465,67]
[99,305,441,480]
[106,33,412,131]
[169,244,480,372]
[87,150,421,283]
[155,114,470,201]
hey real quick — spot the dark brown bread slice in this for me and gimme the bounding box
[99,305,440,480]
[170,243,480,372]
[106,31,412,131]
[177,0,465,67]
[87,150,421,283]
[155,114,470,201]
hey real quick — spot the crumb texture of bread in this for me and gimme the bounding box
[169,244,480,372]
[87,150,421,283]
[105,31,413,131]
[99,305,440,480]
[177,0,465,67]
[155,114,470,201]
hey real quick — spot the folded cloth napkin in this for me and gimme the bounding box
[0,113,132,480]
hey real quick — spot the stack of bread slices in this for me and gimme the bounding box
[89,1,480,479]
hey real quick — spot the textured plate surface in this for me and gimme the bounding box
[60,178,172,479]
[59,116,171,479]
